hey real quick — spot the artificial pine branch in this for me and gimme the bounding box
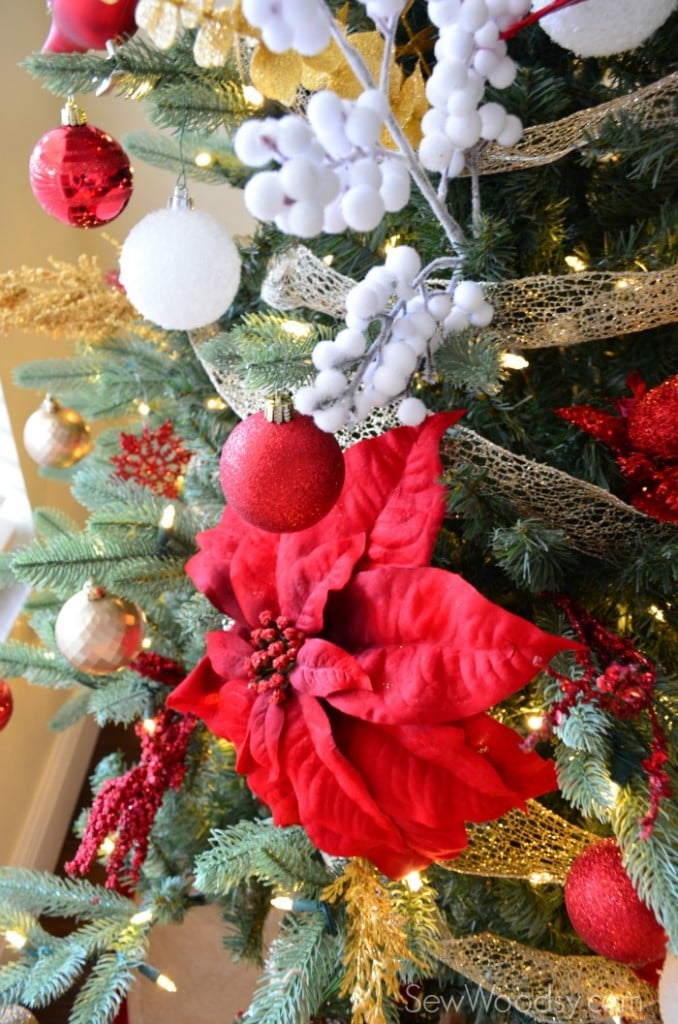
[195,821,331,896]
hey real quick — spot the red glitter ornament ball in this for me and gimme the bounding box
[219,403,345,532]
[627,375,678,460]
[0,680,13,731]
[43,0,138,53]
[564,838,666,966]
[29,102,133,228]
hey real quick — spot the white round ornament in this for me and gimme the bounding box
[531,0,677,57]
[119,187,241,330]
[56,582,145,675]
[23,395,91,469]
[659,950,678,1024]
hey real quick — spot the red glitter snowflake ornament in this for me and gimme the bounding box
[111,420,192,499]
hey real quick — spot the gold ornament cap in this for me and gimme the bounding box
[61,98,88,127]
[264,393,294,424]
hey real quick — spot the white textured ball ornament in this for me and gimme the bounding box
[659,951,678,1024]
[119,192,241,330]
[55,583,145,675]
[531,0,677,57]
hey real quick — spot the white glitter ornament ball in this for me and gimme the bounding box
[531,0,677,57]
[659,951,678,1024]
[55,583,145,675]
[119,195,241,330]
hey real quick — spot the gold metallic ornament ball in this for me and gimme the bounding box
[55,583,145,674]
[23,396,91,469]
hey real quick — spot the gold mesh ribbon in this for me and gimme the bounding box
[260,246,678,350]
[438,933,660,1024]
[477,72,678,175]
[448,801,593,884]
[442,426,666,556]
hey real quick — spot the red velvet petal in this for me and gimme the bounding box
[330,709,556,875]
[276,534,366,634]
[325,567,576,724]
[167,633,252,748]
[279,411,463,583]
[291,638,374,698]
[186,505,280,624]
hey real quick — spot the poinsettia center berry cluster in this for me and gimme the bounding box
[247,610,307,704]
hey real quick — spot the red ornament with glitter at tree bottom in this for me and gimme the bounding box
[0,680,13,730]
[170,411,578,879]
[111,420,192,499]
[29,99,133,228]
[66,706,196,887]
[219,395,346,533]
[564,838,667,967]
[555,372,678,523]
[43,0,138,54]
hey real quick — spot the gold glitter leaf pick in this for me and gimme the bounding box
[193,14,235,68]
[135,0,184,50]
[250,44,304,106]
[323,858,426,1024]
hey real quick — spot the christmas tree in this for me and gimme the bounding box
[0,2,677,1023]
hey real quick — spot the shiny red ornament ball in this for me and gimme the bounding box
[43,0,138,53]
[564,838,666,966]
[220,411,345,532]
[0,680,13,730]
[29,122,133,228]
[627,375,678,460]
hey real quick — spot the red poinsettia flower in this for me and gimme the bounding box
[169,412,574,878]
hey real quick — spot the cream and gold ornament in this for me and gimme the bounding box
[659,951,678,1024]
[531,0,678,58]
[55,581,145,675]
[0,1009,39,1024]
[23,395,91,469]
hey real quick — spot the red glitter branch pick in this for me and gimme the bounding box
[130,651,187,689]
[500,0,590,40]
[66,707,196,888]
[532,597,672,837]
[111,420,192,500]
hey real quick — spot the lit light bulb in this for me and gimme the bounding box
[137,401,151,417]
[159,505,176,531]
[271,895,295,911]
[526,713,544,732]
[156,974,177,993]
[404,871,423,892]
[130,908,154,926]
[322,254,335,266]
[4,930,27,950]
[194,151,213,168]
[243,85,264,107]
[142,717,158,735]
[528,871,556,885]
[648,604,666,623]
[383,234,401,256]
[500,352,529,371]
[99,836,116,857]
[205,396,226,410]
[282,320,312,339]
[564,255,587,272]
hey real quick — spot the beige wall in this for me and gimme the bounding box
[0,6,254,869]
